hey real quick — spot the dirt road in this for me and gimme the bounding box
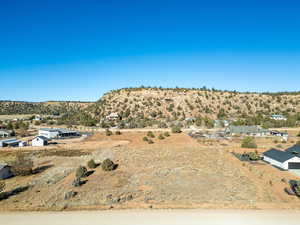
[1,210,300,225]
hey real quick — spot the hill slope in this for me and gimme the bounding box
[2,87,300,128]
[81,87,300,127]
[88,88,300,118]
[0,101,92,115]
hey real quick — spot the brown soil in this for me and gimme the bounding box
[1,131,300,211]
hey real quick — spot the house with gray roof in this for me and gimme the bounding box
[0,139,21,148]
[263,148,300,170]
[38,128,80,139]
[225,125,270,137]
[286,145,300,156]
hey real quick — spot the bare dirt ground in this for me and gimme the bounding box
[0,130,300,211]
[2,210,300,225]
[0,114,34,120]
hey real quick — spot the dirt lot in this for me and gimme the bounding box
[0,130,300,211]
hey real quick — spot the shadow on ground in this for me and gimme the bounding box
[0,186,31,201]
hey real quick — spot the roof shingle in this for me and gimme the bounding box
[263,149,296,163]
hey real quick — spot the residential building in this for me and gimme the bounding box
[0,130,12,138]
[270,114,287,121]
[18,141,27,147]
[214,120,230,128]
[225,125,270,137]
[32,136,48,147]
[106,112,120,121]
[270,130,289,141]
[286,145,300,156]
[185,117,196,122]
[38,128,80,139]
[38,128,59,139]
[263,149,300,170]
[0,139,21,148]
[34,115,43,121]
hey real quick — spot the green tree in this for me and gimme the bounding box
[171,125,182,133]
[241,137,257,149]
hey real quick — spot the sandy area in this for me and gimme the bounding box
[1,210,300,225]
[1,130,300,211]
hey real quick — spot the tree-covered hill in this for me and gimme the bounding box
[0,101,92,115]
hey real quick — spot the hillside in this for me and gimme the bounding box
[0,101,92,115]
[2,87,300,128]
[81,87,300,128]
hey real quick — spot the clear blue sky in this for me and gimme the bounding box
[0,0,300,101]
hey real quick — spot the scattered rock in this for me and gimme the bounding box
[106,194,134,205]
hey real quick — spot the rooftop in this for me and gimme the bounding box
[263,148,296,163]
[39,128,77,134]
[286,145,300,155]
[0,138,21,144]
[39,128,59,132]
[270,130,289,135]
[0,130,12,134]
[0,164,8,170]
[35,136,49,141]
[227,125,269,134]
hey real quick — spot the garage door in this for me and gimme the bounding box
[288,162,300,169]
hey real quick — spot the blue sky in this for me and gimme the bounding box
[0,0,300,101]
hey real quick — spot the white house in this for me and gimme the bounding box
[0,130,12,138]
[286,145,300,156]
[38,128,80,139]
[18,141,27,147]
[106,112,120,121]
[0,139,21,148]
[32,136,48,147]
[263,149,300,170]
[270,130,289,141]
[34,115,43,121]
[214,120,230,128]
[38,128,60,139]
[271,114,287,121]
[0,164,13,179]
